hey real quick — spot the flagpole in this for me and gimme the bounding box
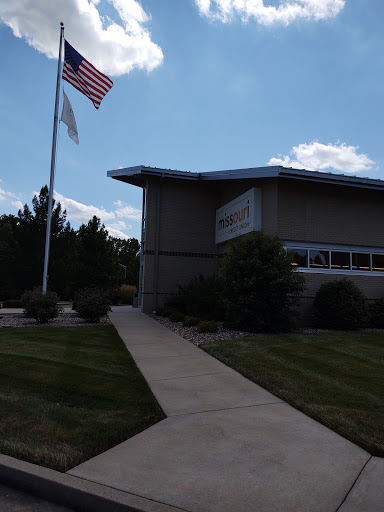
[42,22,64,293]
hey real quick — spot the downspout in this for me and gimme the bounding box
[138,183,146,309]
[153,175,164,312]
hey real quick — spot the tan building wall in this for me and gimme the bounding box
[277,180,384,247]
[142,177,220,312]
[141,175,384,323]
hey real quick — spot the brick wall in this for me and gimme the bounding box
[141,177,220,312]
[277,179,384,247]
[141,175,384,320]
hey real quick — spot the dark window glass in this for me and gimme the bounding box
[331,251,350,270]
[352,253,370,271]
[309,250,329,269]
[372,254,384,272]
[287,248,307,268]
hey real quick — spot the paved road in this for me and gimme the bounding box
[0,483,74,511]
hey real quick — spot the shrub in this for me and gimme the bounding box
[156,307,172,317]
[167,274,225,320]
[314,278,368,330]
[197,320,218,333]
[105,288,122,306]
[169,312,185,323]
[21,288,61,323]
[2,299,22,308]
[220,231,305,332]
[73,288,111,322]
[369,298,384,328]
[183,316,200,327]
[120,284,137,305]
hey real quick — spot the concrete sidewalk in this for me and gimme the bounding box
[1,305,383,511]
[65,307,383,512]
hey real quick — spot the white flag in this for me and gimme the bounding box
[61,91,79,144]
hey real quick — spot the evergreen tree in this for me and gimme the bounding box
[111,237,140,286]
[75,216,121,290]
[0,215,21,299]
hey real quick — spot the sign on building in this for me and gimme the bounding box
[215,188,261,244]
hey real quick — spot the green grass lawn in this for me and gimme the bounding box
[202,331,384,456]
[0,326,165,471]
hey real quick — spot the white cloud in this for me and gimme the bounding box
[53,192,140,238]
[114,200,142,220]
[195,0,345,25]
[105,220,132,239]
[54,191,115,223]
[11,200,23,209]
[0,184,23,211]
[267,141,375,174]
[0,0,163,76]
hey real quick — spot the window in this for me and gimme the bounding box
[309,250,329,269]
[286,245,384,273]
[352,253,370,271]
[331,251,350,270]
[287,248,307,268]
[373,254,384,272]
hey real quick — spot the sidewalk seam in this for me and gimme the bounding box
[147,370,233,382]
[67,474,193,512]
[334,455,373,512]
[165,400,286,417]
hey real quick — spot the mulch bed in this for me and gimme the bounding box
[0,312,111,328]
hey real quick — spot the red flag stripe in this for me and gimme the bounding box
[81,59,113,89]
[64,64,103,108]
[79,68,111,97]
[63,64,93,102]
[62,40,113,109]
[78,67,109,98]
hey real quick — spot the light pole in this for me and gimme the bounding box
[119,263,127,280]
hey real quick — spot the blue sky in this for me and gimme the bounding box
[1,0,383,240]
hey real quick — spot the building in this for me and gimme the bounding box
[108,165,384,324]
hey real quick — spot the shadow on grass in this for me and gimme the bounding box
[0,326,165,471]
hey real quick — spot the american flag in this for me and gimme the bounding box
[62,40,113,110]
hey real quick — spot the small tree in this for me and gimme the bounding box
[369,298,384,328]
[220,231,305,332]
[21,288,61,323]
[73,287,111,322]
[314,278,368,330]
[167,274,226,320]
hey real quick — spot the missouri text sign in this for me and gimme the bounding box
[215,188,261,244]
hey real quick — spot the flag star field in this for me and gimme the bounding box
[0,0,383,240]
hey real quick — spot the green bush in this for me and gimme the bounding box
[220,231,305,332]
[2,299,22,308]
[314,278,368,330]
[169,312,185,323]
[156,307,172,317]
[21,288,62,323]
[182,316,200,327]
[197,320,218,333]
[167,274,225,320]
[73,288,111,322]
[120,284,137,305]
[105,288,122,305]
[368,298,384,328]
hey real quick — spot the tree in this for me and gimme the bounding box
[75,216,121,290]
[0,215,21,299]
[220,231,305,332]
[16,186,68,292]
[111,237,140,286]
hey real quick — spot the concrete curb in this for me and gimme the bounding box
[0,453,184,512]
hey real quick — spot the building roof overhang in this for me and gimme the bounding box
[107,165,384,191]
